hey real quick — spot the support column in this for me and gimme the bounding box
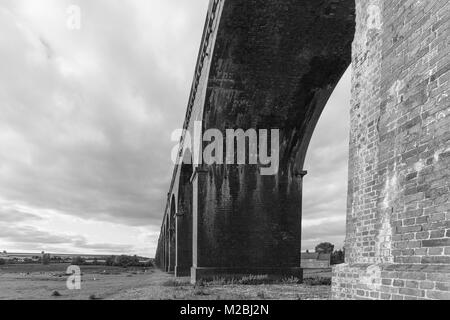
[191,166,306,283]
[191,166,209,283]
[168,219,176,274]
[175,210,192,277]
[164,224,169,272]
[175,162,194,278]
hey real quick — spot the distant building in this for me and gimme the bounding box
[301,252,331,269]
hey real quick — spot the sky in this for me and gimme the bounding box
[0,0,350,257]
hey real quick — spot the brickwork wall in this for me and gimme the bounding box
[345,0,386,265]
[333,0,450,300]
[333,263,450,300]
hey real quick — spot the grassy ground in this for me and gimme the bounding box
[0,264,331,300]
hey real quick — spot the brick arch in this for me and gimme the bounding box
[193,0,355,277]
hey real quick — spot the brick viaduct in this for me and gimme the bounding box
[155,0,450,300]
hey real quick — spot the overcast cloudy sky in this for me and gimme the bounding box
[0,0,350,257]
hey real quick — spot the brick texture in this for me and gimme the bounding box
[332,0,450,300]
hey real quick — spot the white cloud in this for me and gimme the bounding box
[0,0,350,257]
[0,0,209,256]
[302,67,351,251]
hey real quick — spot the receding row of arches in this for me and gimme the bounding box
[157,156,194,276]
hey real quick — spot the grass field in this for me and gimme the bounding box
[0,264,331,300]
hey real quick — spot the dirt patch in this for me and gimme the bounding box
[0,265,331,300]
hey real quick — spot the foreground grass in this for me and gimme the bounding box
[0,264,331,300]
